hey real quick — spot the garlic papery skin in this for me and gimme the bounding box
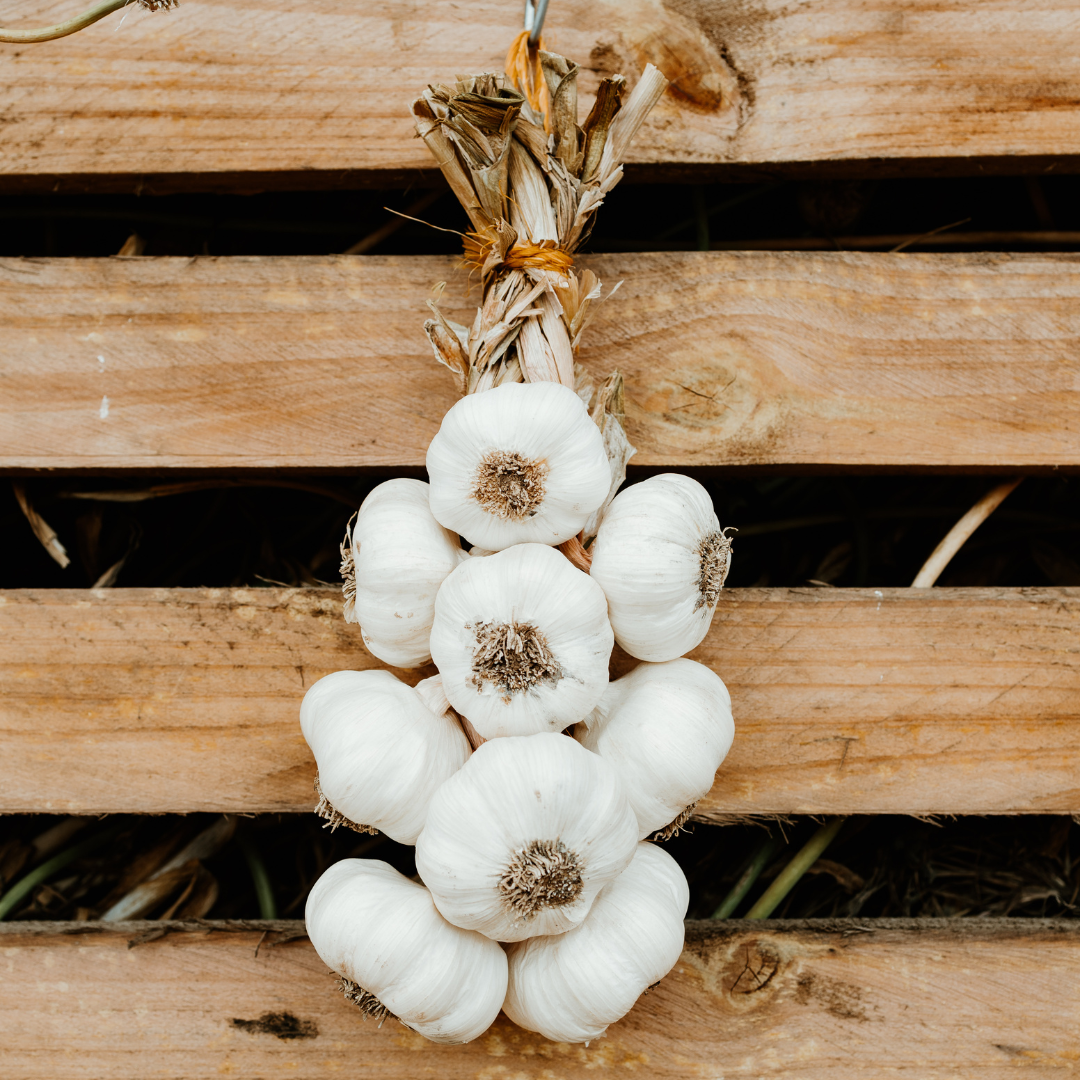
[503,842,689,1043]
[575,658,734,840]
[305,858,507,1044]
[589,473,733,662]
[414,732,639,941]
[429,542,613,738]
[426,380,611,550]
[346,478,468,668]
[300,670,470,844]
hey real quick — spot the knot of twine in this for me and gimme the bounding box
[462,233,574,277]
[501,242,574,273]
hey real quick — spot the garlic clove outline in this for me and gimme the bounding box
[575,658,734,840]
[426,381,611,551]
[300,669,471,845]
[589,473,733,662]
[305,858,508,1044]
[430,542,613,738]
[414,732,639,942]
[345,477,469,668]
[503,841,689,1043]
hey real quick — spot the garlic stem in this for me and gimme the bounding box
[911,478,1023,587]
[455,711,486,751]
[711,835,781,919]
[744,818,845,920]
[0,0,171,43]
[557,534,592,572]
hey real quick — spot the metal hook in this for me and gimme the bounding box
[524,0,549,46]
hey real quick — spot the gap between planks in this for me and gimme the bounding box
[4,1,1080,188]
[2,252,1079,473]
[1,919,1078,1077]
[3,586,1079,817]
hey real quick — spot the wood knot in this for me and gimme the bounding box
[722,940,783,998]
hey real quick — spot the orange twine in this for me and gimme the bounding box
[504,29,550,127]
[462,232,573,277]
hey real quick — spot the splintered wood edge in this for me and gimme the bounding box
[3,917,1077,939]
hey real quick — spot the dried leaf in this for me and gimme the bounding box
[598,64,668,183]
[12,482,70,568]
[580,76,625,183]
[101,816,235,921]
[414,48,667,398]
[539,51,582,173]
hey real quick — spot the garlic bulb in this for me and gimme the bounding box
[430,542,613,738]
[503,842,689,1043]
[306,858,507,1044]
[589,473,733,662]
[415,732,639,941]
[576,658,734,839]
[300,670,470,844]
[345,478,468,668]
[426,381,611,550]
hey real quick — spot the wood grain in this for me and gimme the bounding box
[2,919,1078,1077]
[3,252,1079,472]
[3,586,1079,817]
[3,0,1080,190]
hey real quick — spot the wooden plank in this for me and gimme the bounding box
[3,586,1079,817]
[1,919,1078,1077]
[4,0,1080,190]
[3,252,1079,473]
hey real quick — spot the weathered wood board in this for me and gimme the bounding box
[3,0,1080,190]
[3,252,1079,472]
[4,586,1079,817]
[1,919,1077,1077]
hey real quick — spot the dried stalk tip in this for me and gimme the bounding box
[473,450,547,520]
[471,620,562,696]
[697,529,734,610]
[500,839,584,919]
[314,775,377,836]
[139,0,178,9]
[338,977,396,1027]
[651,804,697,842]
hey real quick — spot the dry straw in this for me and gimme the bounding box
[413,45,667,554]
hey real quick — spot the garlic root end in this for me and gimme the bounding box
[651,803,696,842]
[339,511,359,623]
[337,976,397,1027]
[314,774,378,836]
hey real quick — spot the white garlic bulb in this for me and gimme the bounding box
[589,473,733,662]
[576,658,734,839]
[306,858,507,1044]
[345,478,468,668]
[503,842,689,1043]
[415,732,639,941]
[426,380,611,550]
[300,670,470,844]
[430,542,613,738]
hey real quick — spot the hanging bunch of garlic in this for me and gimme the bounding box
[299,36,739,1047]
